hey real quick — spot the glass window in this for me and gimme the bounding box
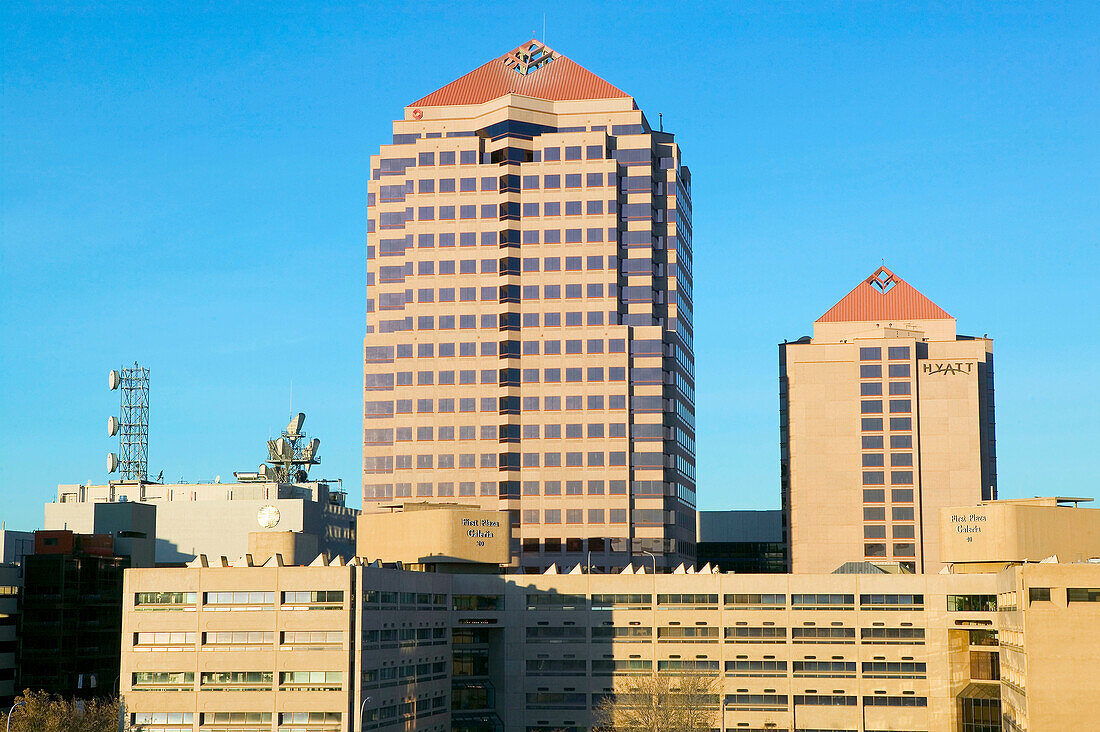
[1067,588,1100,602]
[889,363,910,377]
[861,382,882,396]
[890,434,913,449]
[860,364,882,378]
[860,347,882,361]
[888,346,910,360]
[861,418,883,431]
[891,488,914,502]
[865,543,887,557]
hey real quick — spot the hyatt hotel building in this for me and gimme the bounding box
[781,268,997,574]
[361,41,696,570]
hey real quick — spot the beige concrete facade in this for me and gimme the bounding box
[48,480,357,564]
[362,42,696,571]
[782,273,996,574]
[357,503,511,566]
[120,548,1100,732]
[994,562,1100,732]
[940,497,1100,568]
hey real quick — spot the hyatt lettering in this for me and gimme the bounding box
[923,362,974,376]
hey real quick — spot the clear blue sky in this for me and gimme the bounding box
[2,2,1097,530]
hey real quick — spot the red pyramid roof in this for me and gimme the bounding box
[816,267,953,323]
[409,40,631,108]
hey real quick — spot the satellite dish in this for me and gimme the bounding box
[107,453,119,473]
[287,412,305,436]
[108,416,119,436]
[108,370,120,390]
[257,505,281,528]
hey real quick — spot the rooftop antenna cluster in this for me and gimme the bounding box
[260,412,321,483]
[107,362,149,481]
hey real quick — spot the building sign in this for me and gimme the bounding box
[462,517,500,547]
[923,362,975,376]
[949,511,987,542]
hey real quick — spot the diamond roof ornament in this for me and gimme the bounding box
[869,267,897,294]
[502,40,556,76]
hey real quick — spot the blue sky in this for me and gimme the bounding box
[1,2,1097,530]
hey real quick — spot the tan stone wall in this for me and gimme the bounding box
[785,325,993,574]
[941,502,1100,565]
[357,505,510,564]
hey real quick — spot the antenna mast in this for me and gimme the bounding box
[108,363,149,481]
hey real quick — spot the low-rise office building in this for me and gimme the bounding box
[47,479,357,565]
[121,498,1099,732]
[21,530,129,698]
[696,510,787,574]
[0,564,20,707]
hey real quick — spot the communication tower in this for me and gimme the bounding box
[107,363,149,481]
[260,412,321,483]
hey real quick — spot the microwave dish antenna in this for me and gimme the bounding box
[263,412,321,483]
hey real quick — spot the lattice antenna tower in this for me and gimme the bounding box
[107,363,149,481]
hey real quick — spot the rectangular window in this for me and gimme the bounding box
[1067,588,1100,602]
[889,381,911,395]
[888,346,910,360]
[860,347,882,361]
[947,595,997,611]
[860,364,882,378]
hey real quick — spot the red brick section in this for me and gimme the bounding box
[409,42,630,108]
[816,267,953,323]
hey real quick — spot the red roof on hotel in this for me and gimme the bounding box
[816,267,953,323]
[409,40,631,108]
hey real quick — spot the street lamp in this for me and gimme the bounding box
[359,696,374,729]
[6,701,26,732]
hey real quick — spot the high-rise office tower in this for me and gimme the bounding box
[780,267,996,574]
[362,41,696,571]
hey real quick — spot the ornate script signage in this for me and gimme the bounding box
[950,511,987,542]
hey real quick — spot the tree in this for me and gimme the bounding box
[593,672,719,732]
[0,689,125,732]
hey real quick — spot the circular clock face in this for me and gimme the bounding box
[257,505,281,529]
